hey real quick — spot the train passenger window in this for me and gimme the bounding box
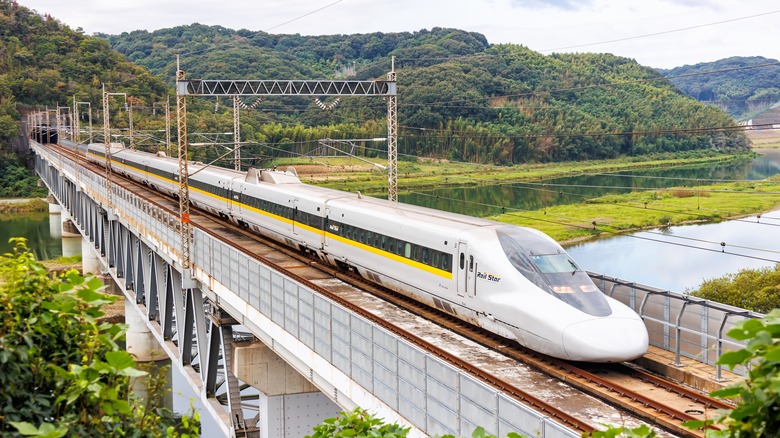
[373,233,380,248]
[404,243,412,258]
[432,251,440,268]
[443,255,451,271]
[360,231,365,243]
[387,238,394,253]
[381,235,386,250]
[459,253,465,269]
[423,248,430,264]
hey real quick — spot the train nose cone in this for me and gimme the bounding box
[562,317,648,362]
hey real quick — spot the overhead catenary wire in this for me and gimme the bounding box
[405,191,780,264]
[538,9,780,52]
[500,180,780,228]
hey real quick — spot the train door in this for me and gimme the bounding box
[292,199,299,236]
[467,253,476,298]
[221,180,232,212]
[457,241,477,299]
[322,207,330,249]
[457,241,467,298]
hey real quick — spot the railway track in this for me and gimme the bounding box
[53,144,735,437]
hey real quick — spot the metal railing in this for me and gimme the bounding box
[590,273,763,379]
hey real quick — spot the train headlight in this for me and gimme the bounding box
[552,285,574,294]
[579,284,600,293]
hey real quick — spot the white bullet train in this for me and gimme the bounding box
[77,142,648,362]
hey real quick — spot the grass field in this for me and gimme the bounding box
[489,179,780,243]
[281,150,780,243]
[276,151,758,196]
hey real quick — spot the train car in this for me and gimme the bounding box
[78,142,649,362]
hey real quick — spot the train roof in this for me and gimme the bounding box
[326,190,498,233]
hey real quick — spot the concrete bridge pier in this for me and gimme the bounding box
[81,236,103,275]
[125,297,173,411]
[232,341,340,437]
[46,194,81,257]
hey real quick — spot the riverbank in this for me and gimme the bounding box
[0,198,47,213]
[283,151,756,196]
[491,178,780,243]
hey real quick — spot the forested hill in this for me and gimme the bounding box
[658,56,780,121]
[102,24,747,163]
[0,1,168,147]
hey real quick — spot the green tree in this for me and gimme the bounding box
[0,238,198,437]
[689,264,780,313]
[306,408,409,438]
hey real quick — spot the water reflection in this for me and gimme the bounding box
[400,152,780,217]
[565,210,780,292]
[0,211,62,259]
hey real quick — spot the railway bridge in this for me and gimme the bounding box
[31,139,757,438]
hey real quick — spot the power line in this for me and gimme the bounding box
[510,180,780,195]
[405,191,780,263]
[538,9,780,52]
[179,0,344,57]
[263,0,344,32]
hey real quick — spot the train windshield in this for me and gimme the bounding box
[531,253,579,274]
[496,227,612,317]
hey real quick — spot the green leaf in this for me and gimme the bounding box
[763,345,780,362]
[76,288,112,305]
[9,421,41,435]
[728,318,765,340]
[105,351,136,370]
[716,349,751,368]
[118,367,148,377]
[710,386,743,398]
[86,276,105,291]
[682,419,705,429]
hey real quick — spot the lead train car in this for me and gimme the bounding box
[80,143,648,362]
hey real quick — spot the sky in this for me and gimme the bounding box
[16,0,780,69]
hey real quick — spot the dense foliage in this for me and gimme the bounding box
[690,264,780,313]
[0,153,46,197]
[0,0,168,108]
[659,56,780,120]
[685,309,780,436]
[0,0,171,196]
[101,24,748,165]
[0,239,198,437]
[306,407,524,438]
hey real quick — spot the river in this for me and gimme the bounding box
[399,149,780,217]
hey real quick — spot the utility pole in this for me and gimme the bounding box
[233,95,240,171]
[165,96,171,156]
[73,99,93,144]
[72,96,77,143]
[386,55,398,202]
[102,85,127,209]
[128,97,135,149]
[176,54,192,276]
[102,83,112,208]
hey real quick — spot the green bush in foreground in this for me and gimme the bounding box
[685,309,780,437]
[0,238,198,437]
